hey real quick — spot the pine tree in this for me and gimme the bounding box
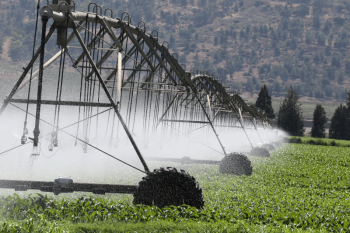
[311,104,327,138]
[346,91,350,138]
[313,15,321,30]
[329,104,348,139]
[255,84,275,119]
[329,91,350,139]
[277,86,305,136]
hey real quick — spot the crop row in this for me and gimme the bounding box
[287,136,350,147]
[0,144,350,232]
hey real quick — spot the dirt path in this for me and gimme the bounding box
[1,37,11,62]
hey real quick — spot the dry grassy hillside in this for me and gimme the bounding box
[0,0,349,114]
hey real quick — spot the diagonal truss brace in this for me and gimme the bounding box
[136,29,178,86]
[119,22,155,72]
[71,17,150,174]
[97,16,124,52]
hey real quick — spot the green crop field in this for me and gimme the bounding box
[1,144,350,232]
[288,136,350,147]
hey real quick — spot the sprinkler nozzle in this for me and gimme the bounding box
[21,135,27,145]
[31,146,40,156]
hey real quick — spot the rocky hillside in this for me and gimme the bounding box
[1,0,350,102]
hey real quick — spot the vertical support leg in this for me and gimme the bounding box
[253,118,264,144]
[238,108,254,149]
[206,94,213,121]
[194,93,227,156]
[32,16,49,155]
[116,52,122,105]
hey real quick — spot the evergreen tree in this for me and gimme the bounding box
[329,104,348,139]
[346,61,350,76]
[329,92,350,139]
[274,47,281,57]
[305,31,313,45]
[325,45,332,56]
[313,15,321,30]
[347,91,350,137]
[255,84,275,119]
[311,104,327,138]
[181,0,188,6]
[277,86,305,136]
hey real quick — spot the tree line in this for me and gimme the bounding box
[254,84,350,140]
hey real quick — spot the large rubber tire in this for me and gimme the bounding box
[219,153,253,176]
[250,147,270,157]
[133,167,204,209]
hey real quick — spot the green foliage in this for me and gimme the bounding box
[312,15,321,30]
[255,84,275,119]
[329,101,350,140]
[345,61,350,76]
[277,86,305,136]
[323,19,333,35]
[324,86,333,97]
[0,36,3,55]
[311,104,327,138]
[333,31,349,48]
[331,56,341,68]
[297,3,310,17]
[2,145,350,232]
[325,45,332,56]
[313,0,327,13]
[305,32,313,45]
[274,47,281,57]
[244,77,253,92]
[127,0,155,22]
[288,136,350,147]
[333,16,345,26]
[317,33,326,46]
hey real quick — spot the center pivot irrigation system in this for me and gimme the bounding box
[0,0,276,208]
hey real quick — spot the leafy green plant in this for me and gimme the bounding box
[1,144,350,231]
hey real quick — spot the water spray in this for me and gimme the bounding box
[0,0,277,209]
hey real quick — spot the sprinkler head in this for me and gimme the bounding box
[21,135,27,145]
[48,144,54,152]
[51,132,58,147]
[31,146,40,156]
[40,6,53,19]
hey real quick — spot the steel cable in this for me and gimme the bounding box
[22,0,41,144]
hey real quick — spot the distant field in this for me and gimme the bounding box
[288,136,350,147]
[245,95,343,120]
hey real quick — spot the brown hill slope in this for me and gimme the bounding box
[0,0,349,105]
